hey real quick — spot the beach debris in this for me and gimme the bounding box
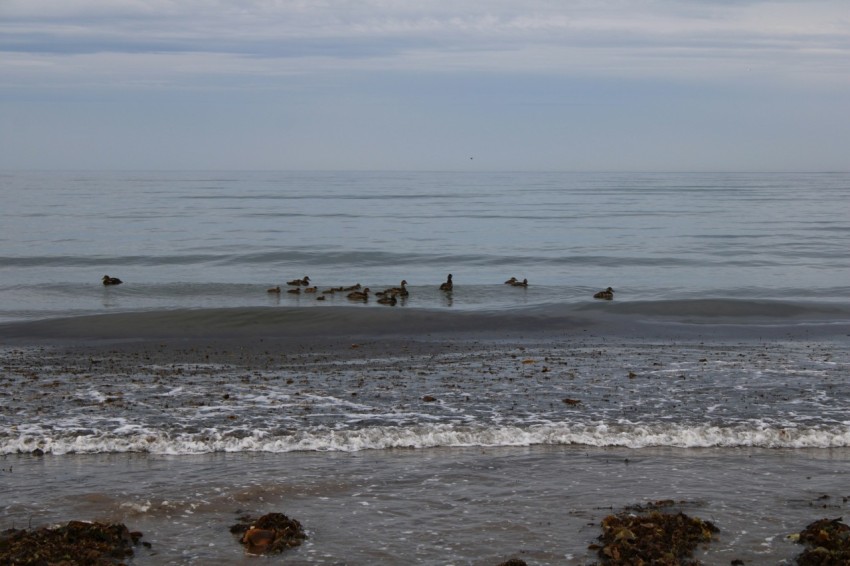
[422,395,437,402]
[230,512,307,555]
[593,509,718,564]
[0,520,145,564]
[562,398,581,406]
[496,559,528,566]
[791,517,850,565]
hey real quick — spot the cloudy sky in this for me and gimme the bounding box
[2,0,849,171]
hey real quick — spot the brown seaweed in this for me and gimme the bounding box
[230,512,307,554]
[793,517,850,565]
[0,521,143,565]
[594,510,718,565]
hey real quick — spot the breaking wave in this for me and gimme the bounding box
[6,422,850,455]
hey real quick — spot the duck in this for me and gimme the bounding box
[504,277,518,285]
[347,288,370,301]
[303,286,318,293]
[266,286,281,294]
[343,283,362,291]
[593,287,614,300]
[393,280,409,297]
[102,275,123,286]
[511,278,529,287]
[287,287,301,294]
[439,274,453,291]
[377,280,408,298]
[377,294,397,306]
[286,276,310,286]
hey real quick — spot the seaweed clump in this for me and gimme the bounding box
[229,512,307,555]
[793,517,850,565]
[594,510,718,565]
[0,520,143,565]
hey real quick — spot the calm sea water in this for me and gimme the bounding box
[2,170,850,564]
[2,170,849,321]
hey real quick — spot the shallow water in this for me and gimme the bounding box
[2,331,849,563]
[2,336,849,455]
[4,445,849,564]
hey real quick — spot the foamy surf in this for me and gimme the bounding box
[5,421,850,456]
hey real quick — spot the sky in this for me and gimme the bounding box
[1,0,849,171]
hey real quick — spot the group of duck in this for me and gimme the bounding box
[266,274,616,304]
[105,272,614,302]
[504,277,614,300]
[266,276,412,305]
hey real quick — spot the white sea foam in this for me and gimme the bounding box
[5,422,849,455]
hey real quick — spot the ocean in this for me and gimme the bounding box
[1,170,849,564]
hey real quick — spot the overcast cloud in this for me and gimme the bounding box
[2,1,849,170]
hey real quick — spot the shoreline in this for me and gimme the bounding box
[2,303,848,353]
[4,309,849,562]
[3,445,849,564]
[3,319,849,455]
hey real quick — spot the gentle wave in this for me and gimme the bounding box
[0,252,722,268]
[2,299,849,341]
[6,422,849,455]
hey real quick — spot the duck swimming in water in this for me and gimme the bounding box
[439,274,453,291]
[286,276,310,286]
[392,280,409,296]
[347,288,370,301]
[511,278,528,287]
[377,294,397,306]
[102,275,123,286]
[593,287,614,300]
[504,277,518,285]
[267,286,281,294]
[377,280,408,298]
